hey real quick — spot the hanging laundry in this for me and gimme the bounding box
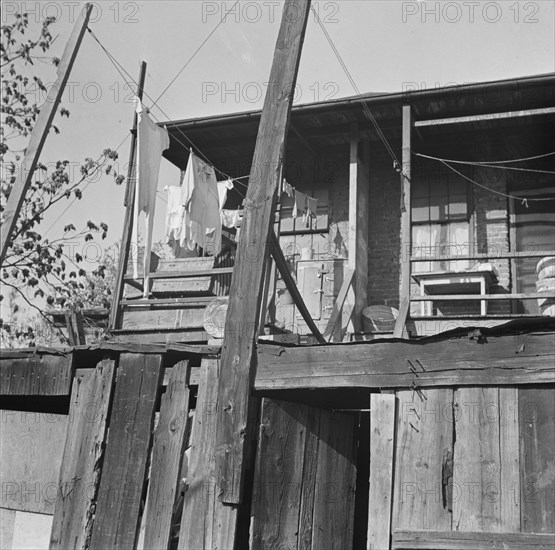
[306,196,318,219]
[221,209,243,228]
[165,185,186,242]
[221,209,243,242]
[164,184,187,257]
[187,153,222,256]
[217,179,234,210]
[293,190,307,219]
[131,97,170,282]
[283,180,294,197]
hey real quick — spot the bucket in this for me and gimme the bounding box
[536,277,555,311]
[537,256,555,281]
[362,305,399,332]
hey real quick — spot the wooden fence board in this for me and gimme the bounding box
[90,353,163,550]
[393,389,453,532]
[499,388,520,532]
[178,359,237,550]
[520,387,555,533]
[453,387,501,532]
[49,359,115,550]
[392,529,555,549]
[1,354,73,396]
[0,410,67,514]
[251,399,308,549]
[312,409,357,550]
[368,393,396,549]
[297,406,320,550]
[143,361,190,550]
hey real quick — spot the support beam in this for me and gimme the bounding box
[109,61,147,329]
[255,331,555,391]
[0,4,93,265]
[215,0,312,507]
[394,105,412,338]
[348,123,370,333]
[414,107,555,127]
[270,232,325,343]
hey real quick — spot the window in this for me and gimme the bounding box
[412,174,471,272]
[279,187,330,261]
[511,188,555,314]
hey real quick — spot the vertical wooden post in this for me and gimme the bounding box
[0,4,93,265]
[215,0,312,507]
[348,122,369,334]
[108,61,147,329]
[394,105,412,338]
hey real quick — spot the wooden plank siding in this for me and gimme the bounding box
[393,389,453,533]
[50,360,115,550]
[251,399,357,550]
[90,353,163,550]
[519,387,555,534]
[178,359,238,550]
[392,530,555,549]
[1,353,73,396]
[143,361,190,550]
[368,393,396,549]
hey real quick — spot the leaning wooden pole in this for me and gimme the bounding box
[0,4,93,266]
[108,61,147,330]
[215,0,312,506]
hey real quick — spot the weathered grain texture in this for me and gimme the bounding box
[215,0,312,505]
[368,393,396,549]
[90,353,163,550]
[1,354,73,396]
[520,387,555,533]
[178,359,238,550]
[393,389,453,532]
[0,508,16,550]
[255,333,555,391]
[499,388,520,532]
[251,400,308,549]
[0,4,93,263]
[323,268,354,342]
[348,127,369,333]
[312,409,357,550]
[453,388,501,532]
[0,410,68,514]
[120,306,206,331]
[143,361,190,550]
[297,406,320,550]
[394,105,412,339]
[49,360,115,550]
[392,529,555,549]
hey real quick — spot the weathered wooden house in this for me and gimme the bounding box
[1,2,554,547]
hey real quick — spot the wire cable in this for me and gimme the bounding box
[416,152,555,175]
[438,159,555,203]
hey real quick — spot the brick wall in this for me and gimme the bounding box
[473,166,511,314]
[367,152,402,308]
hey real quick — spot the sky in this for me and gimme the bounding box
[2,0,555,305]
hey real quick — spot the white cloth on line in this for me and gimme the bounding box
[132,97,169,283]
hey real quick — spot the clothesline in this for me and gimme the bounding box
[416,152,555,175]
